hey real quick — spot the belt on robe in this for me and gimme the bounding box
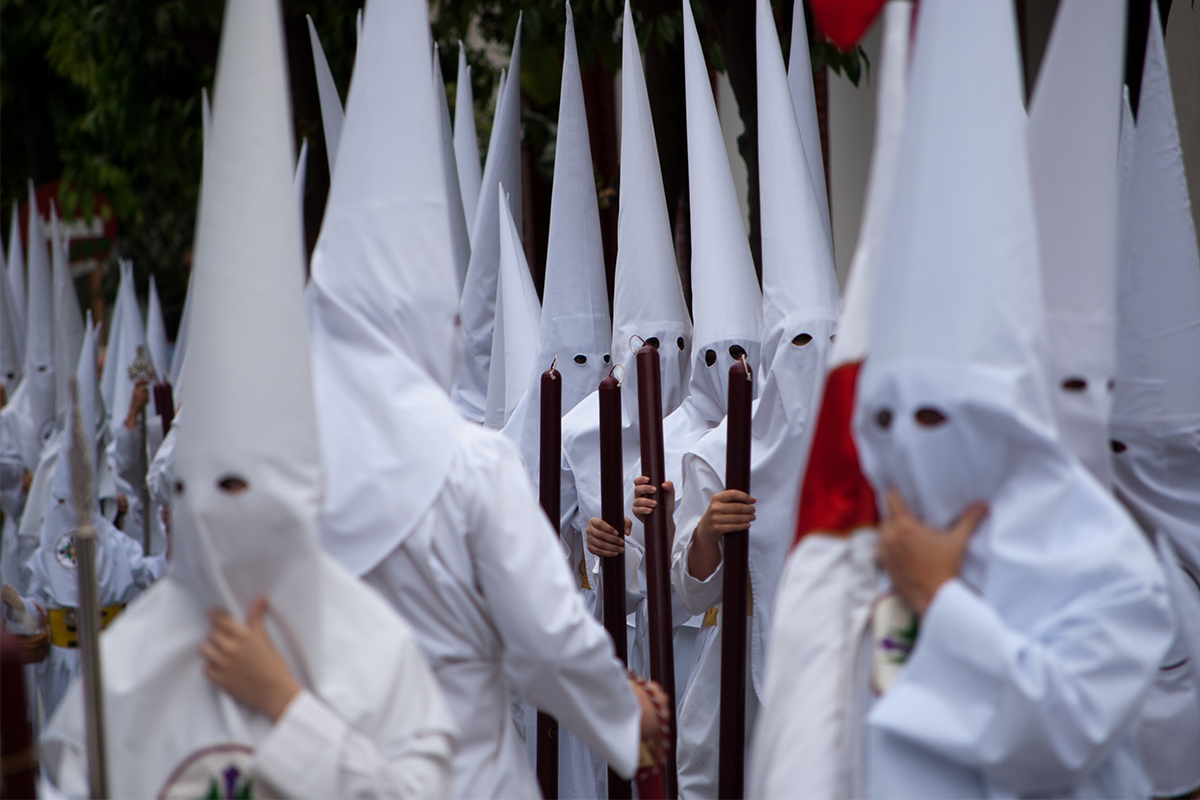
[47,604,125,648]
[700,589,754,628]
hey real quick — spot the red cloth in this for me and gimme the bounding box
[794,361,879,543]
[809,0,889,52]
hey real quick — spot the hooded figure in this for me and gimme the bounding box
[668,1,840,794]
[3,183,57,473]
[98,261,132,419]
[19,317,163,721]
[50,205,85,430]
[307,2,648,796]
[1110,6,1200,795]
[852,1,1171,796]
[485,185,541,431]
[559,0,693,656]
[453,21,522,422]
[42,2,457,796]
[6,203,26,359]
[748,4,910,798]
[502,3,612,483]
[306,14,344,178]
[434,45,472,294]
[1027,0,1124,486]
[454,43,482,235]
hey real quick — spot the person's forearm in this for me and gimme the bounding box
[687,533,722,582]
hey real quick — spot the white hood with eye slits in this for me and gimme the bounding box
[852,0,1171,795]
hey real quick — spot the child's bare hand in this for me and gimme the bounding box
[587,516,630,557]
[632,476,675,522]
[200,597,300,722]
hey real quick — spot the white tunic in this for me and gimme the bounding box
[363,422,640,799]
[41,559,456,799]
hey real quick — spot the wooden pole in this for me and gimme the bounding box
[537,364,562,799]
[718,358,753,798]
[635,344,677,799]
[599,372,632,799]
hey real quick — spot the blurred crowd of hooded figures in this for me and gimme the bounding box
[1,0,1199,798]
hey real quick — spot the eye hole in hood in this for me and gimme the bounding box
[728,344,747,360]
[704,349,717,367]
[876,408,894,430]
[217,475,249,494]
[677,337,685,351]
[645,337,660,350]
[915,407,948,427]
[573,354,588,365]
[792,333,813,346]
[1110,440,1127,454]
[1061,377,1087,392]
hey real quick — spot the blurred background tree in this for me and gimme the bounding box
[1,0,864,337]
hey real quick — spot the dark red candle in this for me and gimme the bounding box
[153,381,175,437]
[537,363,562,799]
[599,371,632,800]
[718,358,753,799]
[635,343,677,799]
[0,634,38,799]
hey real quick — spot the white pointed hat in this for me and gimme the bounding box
[146,274,170,382]
[832,1,910,370]
[6,203,26,359]
[1112,2,1200,434]
[455,43,483,234]
[50,203,85,424]
[787,2,832,252]
[455,21,523,422]
[307,15,344,178]
[486,184,541,430]
[434,44,472,293]
[856,0,1049,530]
[613,0,693,416]
[169,0,322,643]
[9,181,57,469]
[170,271,192,387]
[503,3,614,476]
[0,236,21,396]
[756,0,839,377]
[308,0,463,576]
[1111,2,1200,549]
[99,260,128,413]
[1028,0,1125,486]
[108,262,148,432]
[682,0,763,421]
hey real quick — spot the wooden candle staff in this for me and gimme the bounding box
[599,370,632,800]
[718,358,753,798]
[635,344,677,799]
[537,361,562,799]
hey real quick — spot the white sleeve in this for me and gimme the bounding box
[469,441,642,779]
[869,577,1173,793]
[112,424,141,488]
[253,690,453,800]
[670,455,724,616]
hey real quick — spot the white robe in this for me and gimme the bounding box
[41,557,456,799]
[363,422,640,799]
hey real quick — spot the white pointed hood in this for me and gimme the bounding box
[612,0,692,418]
[854,5,1169,794]
[169,0,322,649]
[7,182,57,470]
[434,44,472,293]
[486,184,541,430]
[6,203,26,362]
[856,0,1052,530]
[454,43,483,234]
[170,271,193,388]
[50,204,85,424]
[108,262,149,432]
[503,3,613,478]
[787,1,832,252]
[307,15,344,178]
[0,236,21,396]
[1028,0,1124,486]
[682,0,764,424]
[1111,1,1200,576]
[308,0,463,576]
[146,274,170,384]
[832,2,910,370]
[454,20,523,422]
[99,261,130,415]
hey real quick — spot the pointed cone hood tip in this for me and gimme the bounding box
[454,43,483,235]
[307,14,345,178]
[433,44,473,294]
